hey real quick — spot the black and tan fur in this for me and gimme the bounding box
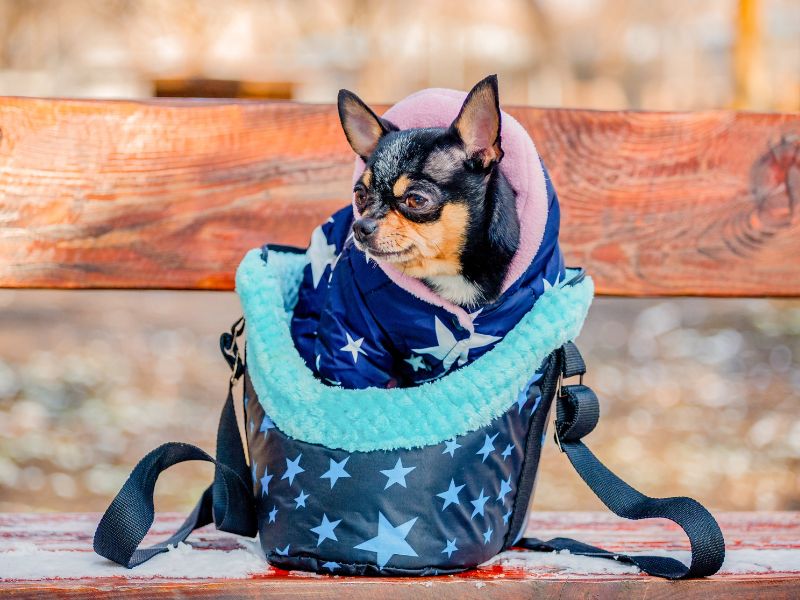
[338,75,520,308]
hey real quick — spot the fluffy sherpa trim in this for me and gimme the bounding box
[236,248,593,452]
[350,87,549,329]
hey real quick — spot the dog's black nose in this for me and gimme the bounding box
[353,217,379,241]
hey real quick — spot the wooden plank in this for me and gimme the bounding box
[2,512,799,598]
[3,576,800,600]
[1,97,798,295]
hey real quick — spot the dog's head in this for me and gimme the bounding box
[338,75,506,281]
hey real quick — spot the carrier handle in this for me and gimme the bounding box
[517,342,725,579]
[93,318,257,568]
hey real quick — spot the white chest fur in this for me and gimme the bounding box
[425,274,483,308]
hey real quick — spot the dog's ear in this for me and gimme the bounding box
[450,75,503,168]
[338,90,398,160]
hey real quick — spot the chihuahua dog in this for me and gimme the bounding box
[340,74,519,308]
[290,75,564,389]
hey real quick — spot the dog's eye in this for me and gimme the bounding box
[354,189,368,209]
[403,194,428,209]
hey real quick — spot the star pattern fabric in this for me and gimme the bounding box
[294,490,310,509]
[306,225,337,288]
[259,469,273,496]
[514,389,529,413]
[497,476,513,503]
[501,444,513,460]
[354,512,419,569]
[436,479,464,510]
[442,439,461,457]
[516,372,543,414]
[310,514,342,546]
[320,457,351,488]
[340,332,367,364]
[476,433,499,463]
[380,458,416,490]
[404,355,427,372]
[282,454,305,485]
[244,355,552,574]
[442,538,458,558]
[542,271,565,292]
[412,317,502,373]
[483,527,493,545]
[470,489,490,519]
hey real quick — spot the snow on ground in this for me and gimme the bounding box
[1,543,798,581]
[0,539,269,581]
[486,548,800,576]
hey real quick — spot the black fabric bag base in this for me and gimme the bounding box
[242,350,559,576]
[93,322,725,579]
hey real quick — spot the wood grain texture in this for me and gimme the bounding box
[1,512,799,599]
[1,97,798,295]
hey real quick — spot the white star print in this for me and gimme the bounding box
[542,272,564,292]
[468,308,483,321]
[412,316,501,372]
[404,355,428,372]
[340,332,367,364]
[354,512,419,569]
[306,225,337,288]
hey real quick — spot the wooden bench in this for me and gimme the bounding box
[1,97,799,597]
[1,512,799,598]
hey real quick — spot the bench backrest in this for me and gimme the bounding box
[1,97,798,296]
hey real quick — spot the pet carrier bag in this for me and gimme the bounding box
[94,246,724,578]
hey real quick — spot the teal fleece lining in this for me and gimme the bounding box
[236,249,594,452]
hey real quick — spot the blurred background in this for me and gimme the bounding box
[0,0,798,514]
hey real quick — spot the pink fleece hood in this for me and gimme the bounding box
[351,87,549,330]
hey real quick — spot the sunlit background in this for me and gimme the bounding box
[0,0,798,513]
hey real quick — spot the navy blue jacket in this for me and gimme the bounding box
[291,176,564,389]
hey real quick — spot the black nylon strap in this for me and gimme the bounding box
[93,320,256,568]
[555,384,599,442]
[94,324,724,578]
[519,344,725,579]
[559,341,586,378]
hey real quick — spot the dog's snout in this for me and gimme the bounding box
[353,217,379,242]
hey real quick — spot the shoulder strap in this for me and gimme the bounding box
[93,317,257,568]
[517,342,725,579]
[95,327,725,577]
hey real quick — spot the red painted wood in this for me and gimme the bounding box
[1,512,798,598]
[1,98,799,296]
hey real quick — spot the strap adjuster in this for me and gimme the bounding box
[554,343,596,450]
[556,384,600,443]
[220,317,246,384]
